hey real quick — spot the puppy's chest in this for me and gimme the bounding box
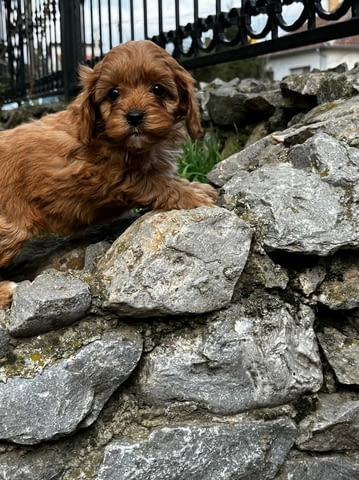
[83,158,147,203]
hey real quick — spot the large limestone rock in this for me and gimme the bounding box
[280,95,359,147]
[0,330,142,444]
[8,270,92,336]
[208,136,283,186]
[317,328,359,385]
[221,162,356,255]
[288,132,359,186]
[97,420,297,480]
[318,269,359,310]
[96,207,252,316]
[0,451,64,480]
[0,325,10,357]
[277,455,359,480]
[297,393,359,452]
[135,294,322,414]
[200,77,276,126]
[207,86,247,125]
[281,65,359,104]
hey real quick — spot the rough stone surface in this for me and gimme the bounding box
[297,265,326,296]
[297,393,359,452]
[317,328,359,385]
[0,326,10,358]
[84,241,111,272]
[288,132,359,186]
[318,266,359,310]
[0,452,64,480]
[97,420,297,480]
[282,96,359,147]
[281,71,329,98]
[276,455,359,480]
[0,330,142,444]
[280,66,359,105]
[240,247,289,290]
[222,162,356,255]
[8,270,92,336]
[207,86,247,125]
[96,207,252,316]
[207,136,282,186]
[136,294,322,414]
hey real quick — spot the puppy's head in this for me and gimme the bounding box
[78,40,202,150]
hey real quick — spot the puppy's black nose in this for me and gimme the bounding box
[126,109,145,127]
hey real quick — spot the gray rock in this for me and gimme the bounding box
[136,295,322,414]
[276,455,359,480]
[317,328,359,385]
[284,96,359,147]
[288,132,359,186]
[240,247,289,290]
[317,72,359,103]
[0,451,64,480]
[342,310,359,339]
[244,92,276,118]
[281,71,327,98]
[281,68,359,106]
[244,121,269,146]
[84,241,111,272]
[298,265,326,296]
[222,163,357,255]
[196,78,232,122]
[207,136,287,186]
[208,137,272,186]
[0,330,142,444]
[206,86,247,125]
[96,207,252,317]
[297,393,359,451]
[0,326,10,358]
[8,270,92,336]
[318,267,359,310]
[97,419,297,480]
[238,77,275,93]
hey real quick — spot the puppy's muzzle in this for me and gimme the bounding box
[126,109,145,127]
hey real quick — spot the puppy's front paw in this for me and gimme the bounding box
[155,181,217,210]
[0,281,17,309]
[175,182,218,209]
[191,182,219,201]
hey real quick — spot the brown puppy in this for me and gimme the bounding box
[0,40,217,307]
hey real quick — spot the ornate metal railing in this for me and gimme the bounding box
[1,0,63,103]
[1,0,359,105]
[153,0,359,69]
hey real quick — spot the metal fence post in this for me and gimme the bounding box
[59,0,83,102]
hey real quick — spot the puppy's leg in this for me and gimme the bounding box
[0,282,17,308]
[149,178,218,210]
[0,218,30,267]
[0,218,31,308]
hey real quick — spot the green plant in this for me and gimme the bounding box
[178,134,222,183]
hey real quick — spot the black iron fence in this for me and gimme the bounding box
[1,0,359,105]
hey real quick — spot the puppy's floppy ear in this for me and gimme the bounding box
[174,66,203,139]
[77,64,101,145]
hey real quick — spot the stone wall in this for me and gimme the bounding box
[1,64,359,478]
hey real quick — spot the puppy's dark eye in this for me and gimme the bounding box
[108,87,120,101]
[151,84,166,97]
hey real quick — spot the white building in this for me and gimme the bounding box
[266,35,359,80]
